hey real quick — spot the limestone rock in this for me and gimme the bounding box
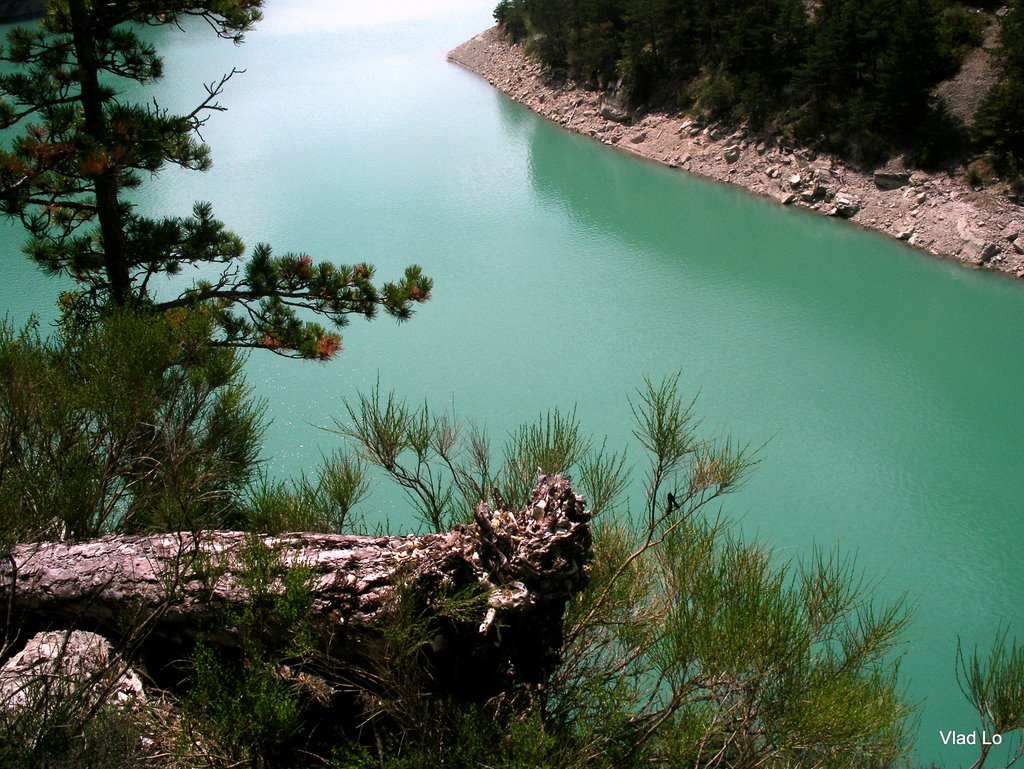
[0,630,145,710]
[599,102,630,123]
[800,182,827,203]
[874,171,910,190]
[833,195,861,218]
[961,240,999,264]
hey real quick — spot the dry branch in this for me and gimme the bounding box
[0,473,591,699]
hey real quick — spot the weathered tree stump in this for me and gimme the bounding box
[0,473,591,699]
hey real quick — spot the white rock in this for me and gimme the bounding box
[0,630,145,711]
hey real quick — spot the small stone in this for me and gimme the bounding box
[724,145,741,163]
[800,183,827,203]
[833,195,861,218]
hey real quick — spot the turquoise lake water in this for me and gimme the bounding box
[2,2,1023,764]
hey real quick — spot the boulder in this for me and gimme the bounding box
[600,102,630,123]
[961,240,999,265]
[0,630,145,710]
[833,195,861,218]
[874,171,911,190]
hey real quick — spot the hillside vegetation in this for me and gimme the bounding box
[494,0,1024,176]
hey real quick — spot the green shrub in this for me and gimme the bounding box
[244,452,369,534]
[494,0,528,41]
[935,3,987,77]
[185,535,319,767]
[956,628,1024,769]
[0,311,264,543]
[326,375,913,768]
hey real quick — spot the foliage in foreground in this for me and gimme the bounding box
[0,311,264,543]
[1,319,1023,768]
[0,310,378,545]
[322,376,913,769]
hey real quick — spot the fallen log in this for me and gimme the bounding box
[0,473,591,700]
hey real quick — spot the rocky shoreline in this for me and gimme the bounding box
[449,27,1024,280]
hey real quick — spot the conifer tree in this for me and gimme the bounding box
[0,0,431,359]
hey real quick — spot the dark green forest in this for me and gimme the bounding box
[494,0,1024,170]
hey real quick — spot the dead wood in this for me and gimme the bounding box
[0,473,591,699]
